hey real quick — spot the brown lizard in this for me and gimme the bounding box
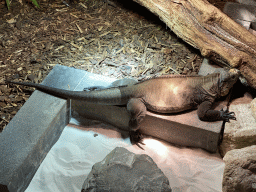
[6,68,240,131]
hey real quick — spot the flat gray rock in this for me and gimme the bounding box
[222,145,256,192]
[81,147,172,192]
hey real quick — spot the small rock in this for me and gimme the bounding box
[81,147,172,192]
[223,145,256,192]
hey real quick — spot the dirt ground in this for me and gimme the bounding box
[0,0,232,131]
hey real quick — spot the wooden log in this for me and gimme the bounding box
[133,0,256,89]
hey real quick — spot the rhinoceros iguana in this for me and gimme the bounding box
[6,68,240,131]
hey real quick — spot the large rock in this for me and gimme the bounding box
[222,145,256,192]
[219,93,256,156]
[81,147,172,192]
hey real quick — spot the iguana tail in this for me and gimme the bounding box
[6,80,127,105]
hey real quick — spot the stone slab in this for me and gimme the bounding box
[0,65,85,192]
[140,109,224,152]
[198,58,223,76]
[72,99,224,152]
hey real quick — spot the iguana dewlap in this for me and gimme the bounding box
[6,68,240,130]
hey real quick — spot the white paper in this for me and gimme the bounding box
[25,125,224,192]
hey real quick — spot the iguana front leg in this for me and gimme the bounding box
[127,98,147,149]
[127,98,147,129]
[197,101,236,121]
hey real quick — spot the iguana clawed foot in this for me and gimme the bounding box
[220,108,236,122]
[129,130,145,150]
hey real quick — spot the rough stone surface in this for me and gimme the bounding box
[222,145,256,192]
[73,99,223,152]
[251,98,256,120]
[198,58,223,76]
[0,65,70,192]
[81,147,172,192]
[219,93,256,156]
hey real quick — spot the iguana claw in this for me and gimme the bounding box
[130,130,145,150]
[220,108,236,122]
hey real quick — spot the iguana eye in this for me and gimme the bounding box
[231,75,237,80]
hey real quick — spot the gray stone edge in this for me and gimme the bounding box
[8,102,69,192]
[0,65,72,192]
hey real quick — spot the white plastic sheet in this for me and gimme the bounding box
[25,124,224,192]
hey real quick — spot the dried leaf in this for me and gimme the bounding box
[79,3,87,9]
[6,18,16,24]
[11,103,18,107]
[98,26,103,31]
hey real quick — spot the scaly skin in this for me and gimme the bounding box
[6,68,240,130]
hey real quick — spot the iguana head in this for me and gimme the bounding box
[218,68,241,97]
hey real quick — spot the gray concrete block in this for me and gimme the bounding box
[72,100,131,131]
[0,65,78,192]
[139,107,223,152]
[72,99,224,152]
[198,58,223,76]
[1,94,68,192]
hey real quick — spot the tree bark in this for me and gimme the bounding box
[133,0,256,89]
